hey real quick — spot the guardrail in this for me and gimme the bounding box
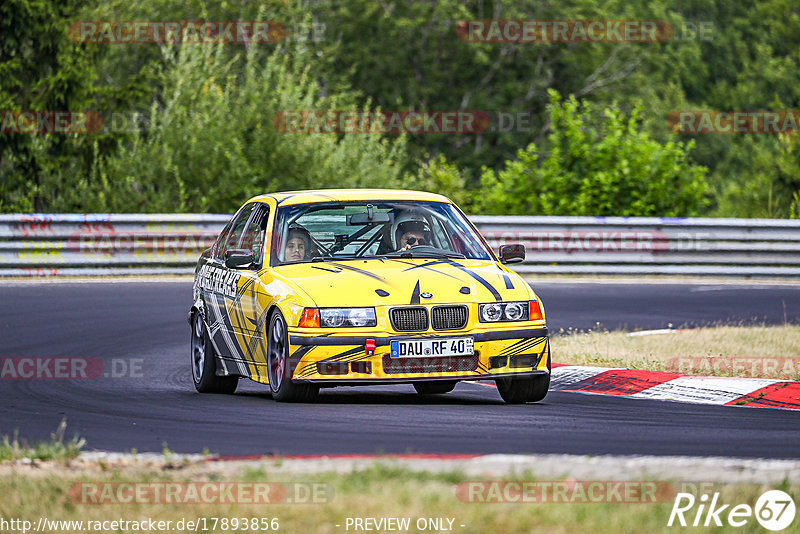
[1,213,799,277]
[0,214,225,277]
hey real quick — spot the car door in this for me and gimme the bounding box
[204,202,256,373]
[226,203,271,380]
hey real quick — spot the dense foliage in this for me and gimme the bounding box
[2,0,799,216]
[478,92,709,216]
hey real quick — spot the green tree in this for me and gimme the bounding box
[408,154,473,210]
[478,91,709,216]
[0,0,96,211]
[0,0,152,212]
[4,0,800,218]
[89,41,411,212]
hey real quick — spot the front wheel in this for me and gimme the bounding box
[413,381,457,395]
[496,374,549,404]
[191,311,238,394]
[267,310,319,402]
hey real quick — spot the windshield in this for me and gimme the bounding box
[270,201,493,266]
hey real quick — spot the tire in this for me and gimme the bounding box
[413,381,457,395]
[191,311,238,394]
[496,344,551,404]
[267,310,319,402]
[495,373,550,404]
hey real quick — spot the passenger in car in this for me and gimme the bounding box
[284,226,312,262]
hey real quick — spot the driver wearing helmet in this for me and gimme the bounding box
[393,211,433,252]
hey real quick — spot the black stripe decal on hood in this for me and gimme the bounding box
[441,259,502,301]
[502,273,514,289]
[328,262,388,283]
[410,280,421,304]
[402,260,463,280]
[312,265,342,273]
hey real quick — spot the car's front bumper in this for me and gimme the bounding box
[286,326,550,383]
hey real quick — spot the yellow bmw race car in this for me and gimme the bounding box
[189,189,550,403]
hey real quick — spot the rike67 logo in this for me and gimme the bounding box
[668,490,796,531]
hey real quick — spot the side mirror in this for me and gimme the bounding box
[499,244,525,264]
[225,249,255,269]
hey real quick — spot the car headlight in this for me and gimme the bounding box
[318,307,377,328]
[480,303,504,322]
[479,301,530,322]
[504,302,526,321]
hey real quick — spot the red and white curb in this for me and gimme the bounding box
[551,364,800,410]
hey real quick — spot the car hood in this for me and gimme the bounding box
[270,257,533,307]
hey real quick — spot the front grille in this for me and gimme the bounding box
[383,355,479,374]
[431,305,468,330]
[390,307,428,332]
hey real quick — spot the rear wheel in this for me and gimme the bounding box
[191,311,238,394]
[413,381,457,395]
[267,310,319,402]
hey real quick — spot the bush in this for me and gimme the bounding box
[477,90,710,216]
[408,153,474,210]
[90,41,410,213]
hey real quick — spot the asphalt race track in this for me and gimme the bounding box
[0,280,798,458]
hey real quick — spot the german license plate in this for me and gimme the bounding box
[390,337,474,358]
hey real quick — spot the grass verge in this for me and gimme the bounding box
[1,463,797,533]
[552,325,800,379]
[0,420,85,462]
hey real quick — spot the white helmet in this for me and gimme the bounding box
[392,211,432,248]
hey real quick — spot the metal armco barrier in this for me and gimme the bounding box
[0,214,227,277]
[1,213,800,277]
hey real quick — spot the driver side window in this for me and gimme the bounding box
[240,204,269,266]
[217,203,256,260]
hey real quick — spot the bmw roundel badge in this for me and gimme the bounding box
[421,292,433,299]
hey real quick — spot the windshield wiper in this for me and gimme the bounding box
[394,251,466,259]
[311,255,360,262]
